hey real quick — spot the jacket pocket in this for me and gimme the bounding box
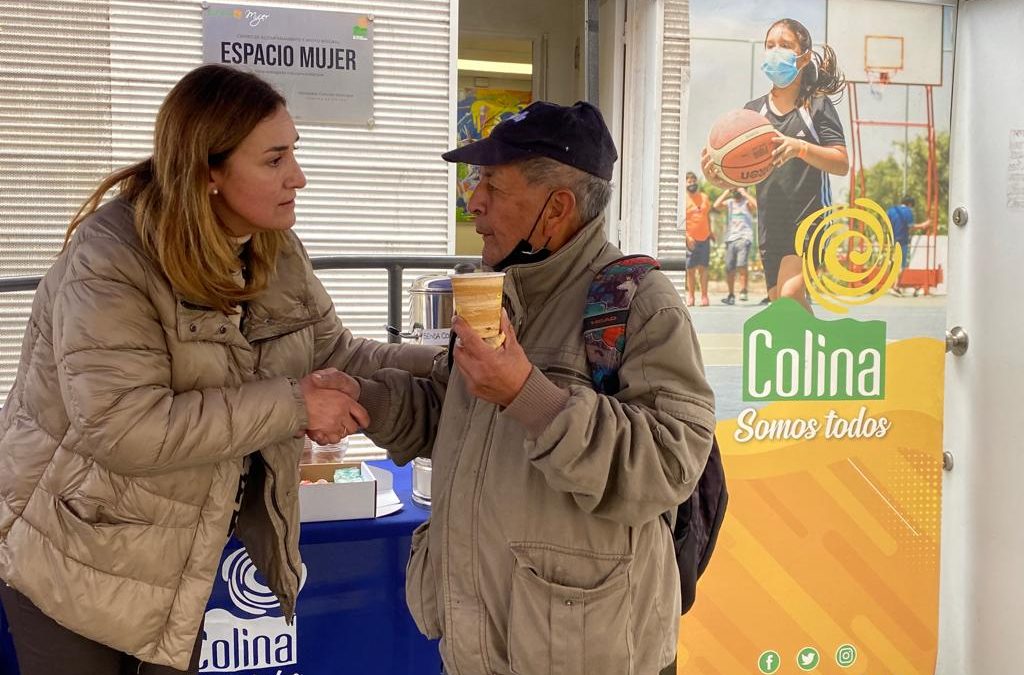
[541,363,592,389]
[59,495,151,527]
[405,520,442,639]
[52,495,194,587]
[507,545,632,675]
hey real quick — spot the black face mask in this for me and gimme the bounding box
[686,183,698,193]
[492,192,554,272]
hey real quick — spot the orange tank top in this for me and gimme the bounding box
[685,192,712,241]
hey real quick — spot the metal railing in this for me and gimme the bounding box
[0,255,687,343]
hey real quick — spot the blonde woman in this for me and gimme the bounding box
[0,64,438,674]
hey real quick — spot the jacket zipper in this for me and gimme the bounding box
[245,333,301,614]
[441,388,479,675]
[263,460,302,612]
[470,412,498,674]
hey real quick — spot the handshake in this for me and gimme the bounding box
[297,368,368,446]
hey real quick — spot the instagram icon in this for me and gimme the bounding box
[836,643,858,667]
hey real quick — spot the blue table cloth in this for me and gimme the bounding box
[0,461,440,675]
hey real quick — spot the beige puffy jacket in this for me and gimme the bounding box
[359,216,717,675]
[0,198,438,669]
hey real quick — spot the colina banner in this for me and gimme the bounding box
[679,199,945,674]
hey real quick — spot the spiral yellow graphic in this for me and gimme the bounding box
[794,198,902,314]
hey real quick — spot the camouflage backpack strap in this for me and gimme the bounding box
[583,255,660,395]
[583,253,727,616]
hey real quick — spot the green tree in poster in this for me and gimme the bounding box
[862,131,950,234]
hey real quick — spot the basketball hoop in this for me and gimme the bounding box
[867,70,893,100]
[862,32,903,99]
[827,0,945,296]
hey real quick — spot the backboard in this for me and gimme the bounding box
[825,0,944,85]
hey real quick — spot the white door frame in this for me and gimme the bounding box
[618,0,663,256]
[937,0,1024,673]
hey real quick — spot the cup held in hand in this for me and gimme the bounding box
[484,332,507,349]
[450,272,505,347]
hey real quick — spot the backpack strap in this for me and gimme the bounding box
[583,255,660,395]
[582,254,727,616]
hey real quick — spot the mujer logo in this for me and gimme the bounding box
[244,10,270,27]
[205,7,270,27]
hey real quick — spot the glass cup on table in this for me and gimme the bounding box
[309,438,350,464]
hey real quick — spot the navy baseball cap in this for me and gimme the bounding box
[442,100,618,181]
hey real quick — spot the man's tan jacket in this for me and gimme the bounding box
[360,216,716,675]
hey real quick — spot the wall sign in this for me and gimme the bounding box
[203,4,373,124]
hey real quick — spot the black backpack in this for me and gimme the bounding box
[582,254,728,614]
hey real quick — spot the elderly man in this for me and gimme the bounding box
[348,101,715,674]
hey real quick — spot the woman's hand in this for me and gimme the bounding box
[771,135,808,166]
[700,147,734,190]
[299,368,368,445]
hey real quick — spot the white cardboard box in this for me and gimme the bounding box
[298,462,402,522]
[369,465,403,517]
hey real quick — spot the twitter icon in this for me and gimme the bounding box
[797,646,821,671]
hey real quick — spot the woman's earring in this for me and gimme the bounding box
[211,187,219,196]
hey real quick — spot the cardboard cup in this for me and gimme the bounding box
[450,272,505,344]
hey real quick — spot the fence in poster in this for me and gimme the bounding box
[202,4,373,124]
[679,200,944,674]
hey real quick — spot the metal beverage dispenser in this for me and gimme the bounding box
[398,266,472,507]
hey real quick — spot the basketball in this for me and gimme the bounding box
[707,109,778,187]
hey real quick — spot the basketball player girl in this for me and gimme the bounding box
[702,18,848,312]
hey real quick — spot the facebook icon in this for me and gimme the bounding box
[758,649,781,674]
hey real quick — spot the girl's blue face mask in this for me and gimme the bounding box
[762,47,802,88]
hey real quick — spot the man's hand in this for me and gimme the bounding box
[452,310,532,408]
[309,368,361,400]
[298,368,368,446]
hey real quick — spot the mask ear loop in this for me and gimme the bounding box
[806,51,819,85]
[524,191,555,253]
